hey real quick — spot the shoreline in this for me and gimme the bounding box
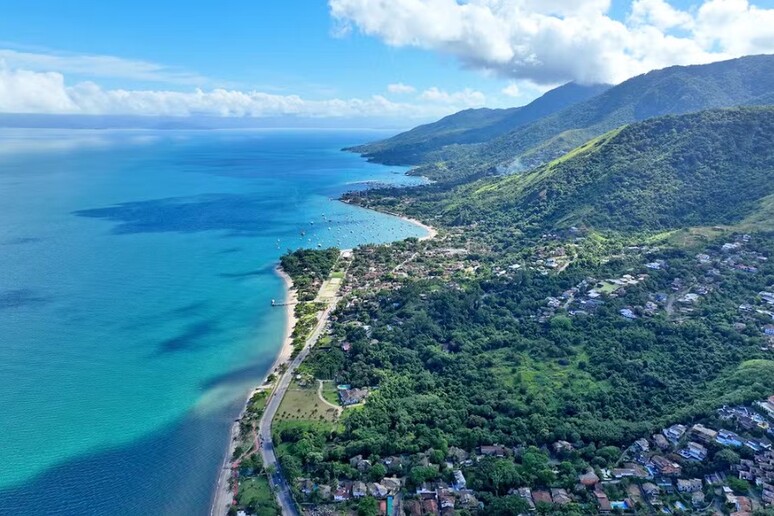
[399,214,437,241]
[210,266,298,516]
[210,204,435,515]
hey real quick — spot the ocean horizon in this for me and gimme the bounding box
[0,129,427,515]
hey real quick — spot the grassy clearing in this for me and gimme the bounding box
[597,281,620,294]
[236,476,280,516]
[320,380,341,406]
[275,379,339,424]
[316,277,342,301]
[490,350,607,411]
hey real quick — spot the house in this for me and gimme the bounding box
[479,445,508,457]
[421,498,438,515]
[579,469,600,487]
[642,483,660,499]
[622,463,649,478]
[663,424,687,443]
[516,487,536,511]
[717,429,744,447]
[613,468,636,478]
[691,424,718,444]
[764,325,774,337]
[677,479,703,492]
[532,490,552,506]
[634,438,650,452]
[334,483,352,502]
[595,489,612,513]
[438,490,455,510]
[349,455,372,471]
[692,490,705,508]
[735,496,753,514]
[352,481,367,498]
[298,478,314,495]
[447,446,469,463]
[458,490,479,510]
[745,438,772,452]
[551,488,572,505]
[680,441,708,461]
[381,477,402,495]
[453,470,466,490]
[723,486,737,506]
[553,440,574,454]
[723,242,741,252]
[705,472,726,485]
[652,433,670,450]
[620,308,637,319]
[339,387,368,406]
[651,455,682,476]
[368,482,389,499]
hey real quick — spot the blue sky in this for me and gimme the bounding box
[0,1,497,100]
[0,0,772,124]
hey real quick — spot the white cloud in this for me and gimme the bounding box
[501,82,521,97]
[419,87,486,106]
[0,64,482,121]
[328,0,774,85]
[0,48,207,86]
[0,67,78,113]
[387,82,416,94]
[629,0,694,30]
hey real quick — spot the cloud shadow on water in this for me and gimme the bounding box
[156,319,220,355]
[2,237,42,246]
[218,263,276,280]
[72,193,299,237]
[0,289,50,310]
[0,410,235,516]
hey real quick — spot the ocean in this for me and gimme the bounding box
[0,129,426,515]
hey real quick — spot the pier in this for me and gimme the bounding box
[271,299,295,307]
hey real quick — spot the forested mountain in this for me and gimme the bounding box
[434,107,774,232]
[380,54,774,182]
[348,82,610,166]
[276,73,774,515]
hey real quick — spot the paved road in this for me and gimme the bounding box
[259,298,340,516]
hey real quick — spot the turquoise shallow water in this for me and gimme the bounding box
[0,129,425,515]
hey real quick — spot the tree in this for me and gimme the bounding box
[357,496,379,516]
[728,476,750,495]
[487,495,530,515]
[369,463,387,482]
[713,449,740,470]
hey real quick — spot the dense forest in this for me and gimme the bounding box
[280,248,340,301]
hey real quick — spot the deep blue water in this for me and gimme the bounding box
[0,129,425,515]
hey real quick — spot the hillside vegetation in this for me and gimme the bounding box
[349,82,610,167]
[418,107,774,233]
[377,54,774,182]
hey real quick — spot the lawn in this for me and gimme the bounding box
[316,277,342,301]
[320,380,341,406]
[274,379,339,424]
[236,476,279,515]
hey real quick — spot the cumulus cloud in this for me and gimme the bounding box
[328,0,774,85]
[501,83,521,97]
[0,64,483,120]
[387,82,416,94]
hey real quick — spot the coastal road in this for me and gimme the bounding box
[259,297,340,516]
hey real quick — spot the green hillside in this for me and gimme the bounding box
[349,82,610,166]
[409,54,774,182]
[439,107,774,233]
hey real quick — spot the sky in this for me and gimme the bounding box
[0,0,773,125]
